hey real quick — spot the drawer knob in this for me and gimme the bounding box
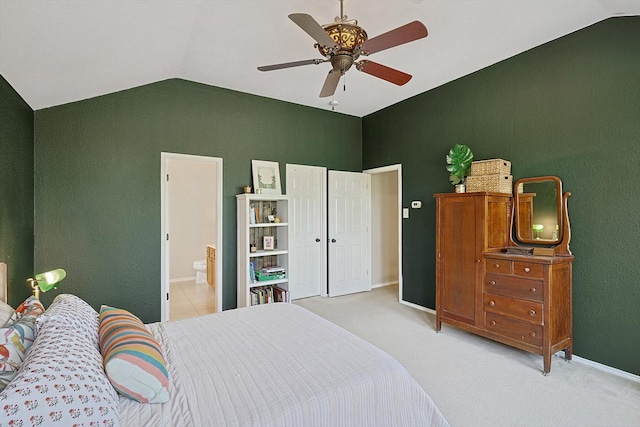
[529,310,536,316]
[530,332,536,337]
[489,301,495,307]
[494,263,500,268]
[490,321,496,326]
[524,267,531,273]
[490,280,496,286]
[530,287,536,293]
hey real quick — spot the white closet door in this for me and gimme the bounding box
[286,164,327,299]
[328,171,371,297]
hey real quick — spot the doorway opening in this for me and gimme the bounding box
[364,164,402,303]
[161,153,223,321]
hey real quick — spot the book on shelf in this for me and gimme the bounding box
[249,206,256,224]
[249,285,289,305]
[249,262,256,283]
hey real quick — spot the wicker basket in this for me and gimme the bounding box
[470,159,511,176]
[466,174,513,194]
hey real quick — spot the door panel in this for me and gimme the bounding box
[440,197,476,324]
[286,165,326,299]
[328,171,371,297]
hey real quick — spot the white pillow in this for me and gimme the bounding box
[0,300,13,327]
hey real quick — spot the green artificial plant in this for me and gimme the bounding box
[446,144,474,185]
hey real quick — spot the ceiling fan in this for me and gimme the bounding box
[258,0,428,98]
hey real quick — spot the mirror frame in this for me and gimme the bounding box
[513,175,563,245]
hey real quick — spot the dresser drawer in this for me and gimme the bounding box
[483,293,543,324]
[485,273,543,302]
[485,259,511,275]
[485,312,543,347]
[513,261,544,279]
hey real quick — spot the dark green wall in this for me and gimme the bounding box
[363,17,640,375]
[0,75,34,307]
[34,79,361,321]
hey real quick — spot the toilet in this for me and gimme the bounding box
[193,259,207,284]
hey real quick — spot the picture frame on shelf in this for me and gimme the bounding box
[263,235,275,251]
[252,160,282,195]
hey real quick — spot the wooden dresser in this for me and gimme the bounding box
[434,193,511,328]
[434,187,574,374]
[483,252,572,373]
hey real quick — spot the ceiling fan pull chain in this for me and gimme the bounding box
[343,74,347,92]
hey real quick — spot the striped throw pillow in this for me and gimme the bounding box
[98,305,169,403]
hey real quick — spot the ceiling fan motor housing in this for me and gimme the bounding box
[330,54,354,73]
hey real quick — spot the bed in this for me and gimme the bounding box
[0,294,449,427]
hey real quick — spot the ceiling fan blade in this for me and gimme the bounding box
[361,21,428,55]
[357,60,412,86]
[258,59,324,72]
[319,70,341,98]
[289,13,338,48]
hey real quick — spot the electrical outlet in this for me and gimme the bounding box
[411,201,422,209]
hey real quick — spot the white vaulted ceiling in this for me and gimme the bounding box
[1,0,639,117]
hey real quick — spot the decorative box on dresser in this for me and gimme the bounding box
[434,177,574,374]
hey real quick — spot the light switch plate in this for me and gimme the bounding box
[403,208,409,218]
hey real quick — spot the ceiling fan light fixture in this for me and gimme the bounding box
[317,23,368,57]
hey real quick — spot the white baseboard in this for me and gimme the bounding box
[170,276,196,283]
[399,299,640,384]
[566,354,640,384]
[400,298,436,315]
[372,281,398,289]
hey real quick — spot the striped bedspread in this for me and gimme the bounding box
[118,303,449,427]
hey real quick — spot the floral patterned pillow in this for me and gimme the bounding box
[0,296,45,391]
[35,294,100,348]
[6,296,44,325]
[0,296,119,427]
[0,301,14,328]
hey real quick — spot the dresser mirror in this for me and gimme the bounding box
[514,176,563,245]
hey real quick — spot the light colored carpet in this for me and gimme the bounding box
[294,285,640,427]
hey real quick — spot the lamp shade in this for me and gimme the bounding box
[30,269,66,299]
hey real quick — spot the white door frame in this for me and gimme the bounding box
[363,164,403,303]
[161,152,223,321]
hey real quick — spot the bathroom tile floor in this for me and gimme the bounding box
[169,279,216,321]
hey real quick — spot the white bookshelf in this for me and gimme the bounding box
[237,194,290,307]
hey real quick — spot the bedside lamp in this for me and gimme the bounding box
[27,268,66,299]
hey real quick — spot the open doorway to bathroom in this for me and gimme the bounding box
[365,164,402,303]
[161,153,223,321]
